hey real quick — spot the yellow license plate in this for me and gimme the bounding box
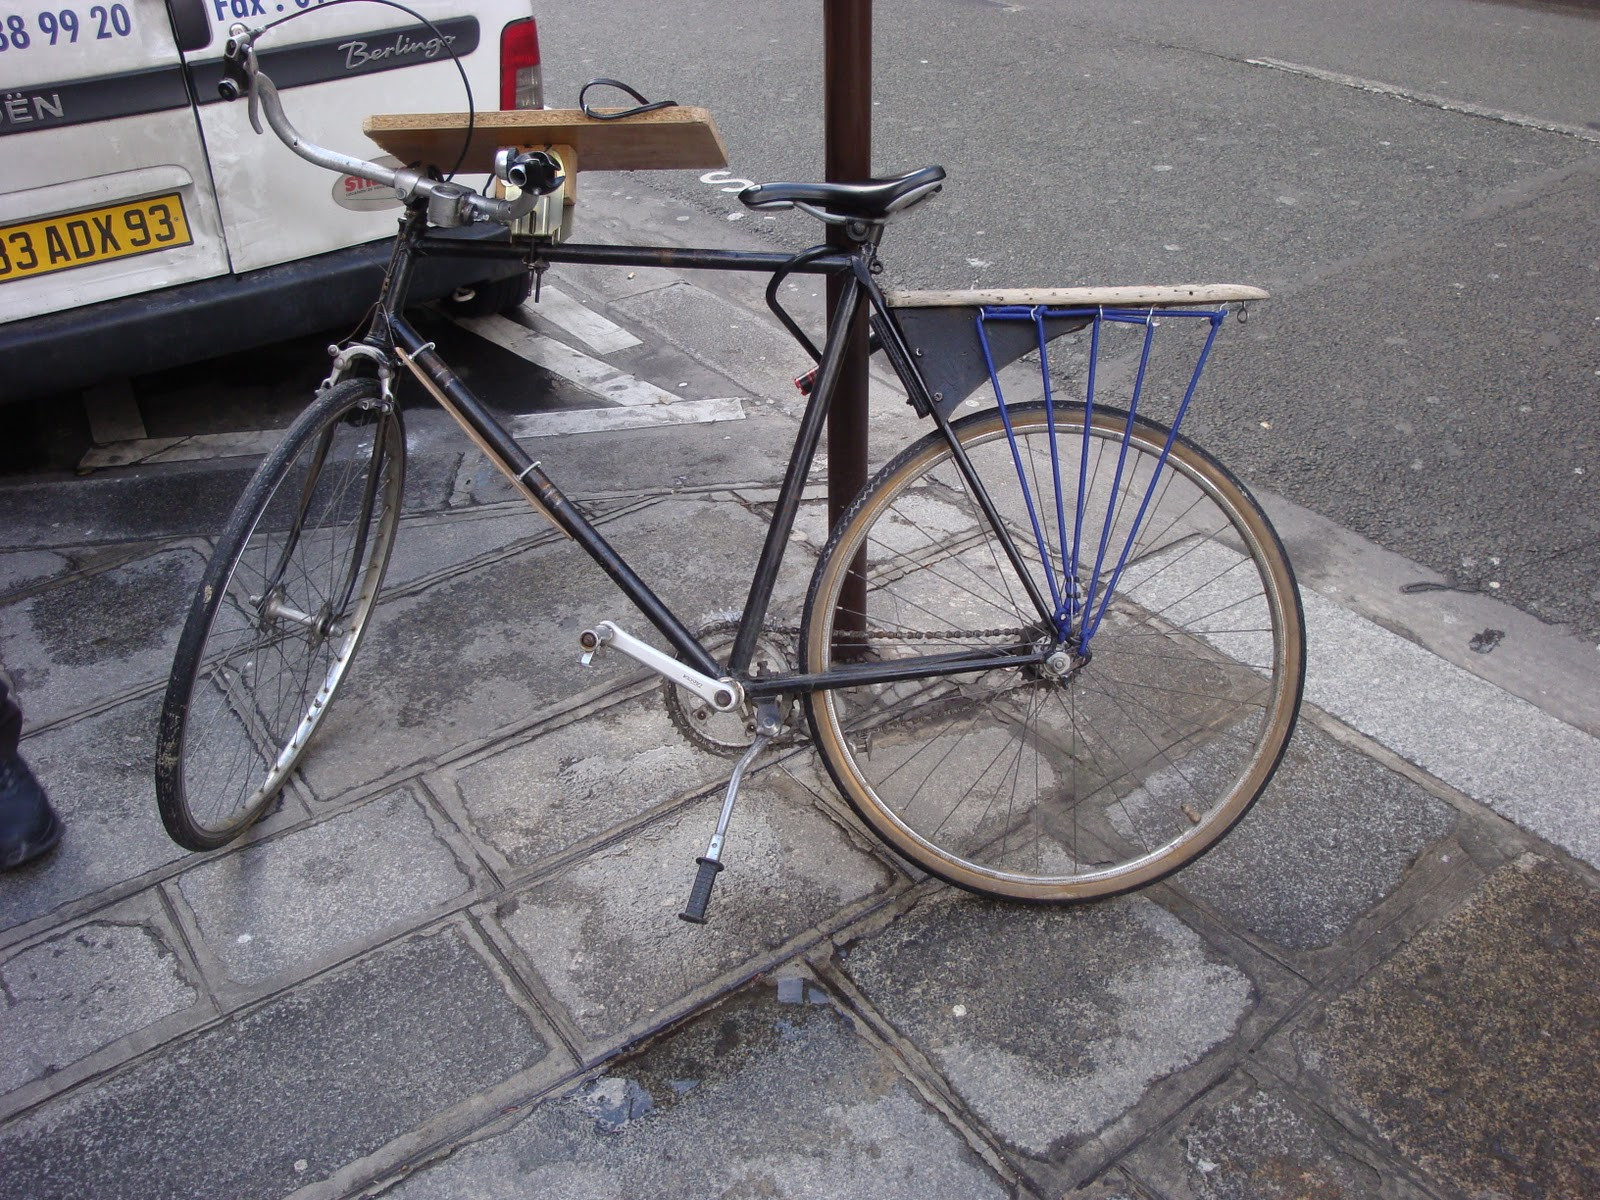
[0,193,194,285]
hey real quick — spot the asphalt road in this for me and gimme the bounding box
[530,0,1600,642]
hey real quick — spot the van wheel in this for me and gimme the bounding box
[441,272,533,318]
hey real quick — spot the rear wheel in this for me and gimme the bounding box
[156,379,404,850]
[802,401,1303,901]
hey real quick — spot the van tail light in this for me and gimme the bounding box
[500,20,543,110]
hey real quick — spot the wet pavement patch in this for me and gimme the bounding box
[0,548,204,726]
[1301,856,1600,1199]
[1169,723,1457,952]
[839,891,1254,1160]
[0,925,549,1200]
[381,983,1011,1199]
[0,696,200,935]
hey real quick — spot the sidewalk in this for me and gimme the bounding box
[1,185,1597,1200]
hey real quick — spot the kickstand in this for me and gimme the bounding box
[679,702,782,924]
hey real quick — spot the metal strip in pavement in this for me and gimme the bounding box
[1247,58,1600,144]
[520,287,643,354]
[79,429,287,470]
[457,314,676,408]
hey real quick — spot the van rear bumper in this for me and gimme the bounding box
[0,225,525,401]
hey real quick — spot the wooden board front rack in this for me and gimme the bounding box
[362,107,728,180]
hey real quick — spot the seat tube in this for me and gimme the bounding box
[729,267,869,673]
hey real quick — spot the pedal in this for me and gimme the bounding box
[678,704,782,925]
[578,625,609,666]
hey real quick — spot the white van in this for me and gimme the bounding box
[0,0,544,399]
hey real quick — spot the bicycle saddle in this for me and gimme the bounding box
[738,166,946,221]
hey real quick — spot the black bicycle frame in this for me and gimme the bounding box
[365,210,1052,697]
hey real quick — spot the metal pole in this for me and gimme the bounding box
[824,0,870,649]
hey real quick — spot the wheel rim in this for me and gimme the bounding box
[172,399,403,840]
[805,405,1302,900]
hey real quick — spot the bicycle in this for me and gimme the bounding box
[154,25,1306,925]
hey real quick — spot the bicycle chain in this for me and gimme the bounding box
[762,624,1035,642]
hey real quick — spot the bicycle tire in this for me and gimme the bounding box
[802,401,1304,901]
[156,379,405,851]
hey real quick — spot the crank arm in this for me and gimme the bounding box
[578,621,742,713]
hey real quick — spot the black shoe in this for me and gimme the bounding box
[0,752,62,870]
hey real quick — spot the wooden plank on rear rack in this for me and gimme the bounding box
[362,107,728,176]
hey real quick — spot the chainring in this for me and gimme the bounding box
[662,616,800,757]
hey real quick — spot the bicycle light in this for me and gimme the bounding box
[496,148,567,240]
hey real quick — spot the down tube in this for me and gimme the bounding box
[390,316,721,679]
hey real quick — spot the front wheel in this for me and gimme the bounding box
[801,402,1304,902]
[156,379,405,850]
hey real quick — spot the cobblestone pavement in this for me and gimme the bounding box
[2,189,1596,1199]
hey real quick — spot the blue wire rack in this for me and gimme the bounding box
[975,304,1228,652]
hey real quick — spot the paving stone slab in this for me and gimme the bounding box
[0,467,262,549]
[1123,1069,1435,1200]
[1298,589,1600,869]
[1287,856,1600,1200]
[382,981,1011,1200]
[838,890,1256,1165]
[1169,722,1458,952]
[383,507,557,591]
[0,455,462,551]
[486,766,896,1050]
[171,787,478,995]
[0,696,307,938]
[441,690,729,875]
[0,890,203,1100]
[0,924,555,1200]
[0,547,205,728]
[296,495,794,801]
[1074,1178,1153,1200]
[465,412,790,506]
[382,495,642,592]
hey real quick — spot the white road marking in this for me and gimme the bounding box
[458,314,678,408]
[1247,58,1600,144]
[77,306,744,471]
[520,287,642,354]
[505,396,746,437]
